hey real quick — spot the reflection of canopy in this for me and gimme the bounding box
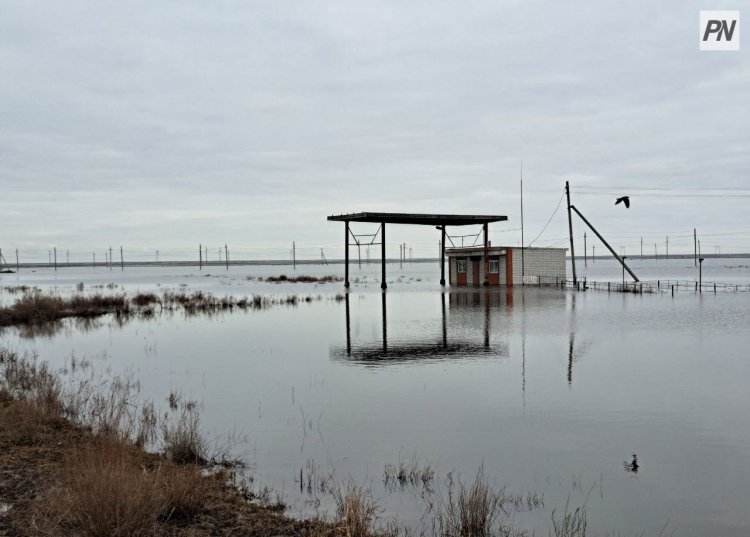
[330,291,511,365]
[329,342,498,363]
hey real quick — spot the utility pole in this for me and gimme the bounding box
[292,241,296,270]
[592,245,595,262]
[53,247,57,271]
[225,244,229,269]
[654,243,657,260]
[693,228,698,267]
[640,236,643,258]
[584,232,587,267]
[666,236,669,259]
[565,181,576,284]
[120,246,124,270]
[109,246,113,270]
[199,244,202,269]
[66,250,69,264]
[15,249,19,271]
[92,252,96,269]
[520,164,525,283]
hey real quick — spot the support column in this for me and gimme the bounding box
[344,221,350,288]
[483,223,489,286]
[381,223,387,290]
[440,225,446,286]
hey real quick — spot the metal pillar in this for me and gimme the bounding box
[483,223,489,286]
[344,221,350,288]
[381,223,387,290]
[566,181,577,284]
[440,225,446,286]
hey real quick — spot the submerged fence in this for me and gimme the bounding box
[528,276,750,294]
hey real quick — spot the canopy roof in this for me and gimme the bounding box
[327,212,507,226]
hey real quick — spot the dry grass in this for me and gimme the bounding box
[332,482,381,537]
[161,401,207,465]
[31,435,216,536]
[384,454,434,491]
[33,437,166,537]
[434,467,543,537]
[551,500,587,537]
[0,289,329,329]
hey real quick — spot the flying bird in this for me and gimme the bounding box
[615,196,630,208]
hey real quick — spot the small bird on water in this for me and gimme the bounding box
[615,196,630,208]
[624,454,639,473]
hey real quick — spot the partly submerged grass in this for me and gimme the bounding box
[264,274,343,283]
[0,289,333,328]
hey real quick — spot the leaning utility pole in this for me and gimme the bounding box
[569,204,639,282]
[565,181,577,284]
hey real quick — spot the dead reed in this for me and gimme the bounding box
[332,481,381,537]
[435,467,544,537]
[383,454,435,491]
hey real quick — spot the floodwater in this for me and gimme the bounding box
[1,259,750,536]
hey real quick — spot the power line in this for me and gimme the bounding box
[528,192,565,247]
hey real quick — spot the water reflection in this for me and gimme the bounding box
[331,290,513,363]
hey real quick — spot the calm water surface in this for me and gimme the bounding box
[1,260,749,536]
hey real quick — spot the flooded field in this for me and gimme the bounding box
[2,259,750,536]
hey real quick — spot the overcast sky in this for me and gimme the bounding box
[1,1,747,261]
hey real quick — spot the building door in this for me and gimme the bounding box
[456,258,467,285]
[472,259,480,286]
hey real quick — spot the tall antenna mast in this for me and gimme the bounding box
[520,160,525,285]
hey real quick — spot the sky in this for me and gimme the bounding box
[1,1,748,262]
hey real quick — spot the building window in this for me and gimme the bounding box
[457,259,467,273]
[489,259,499,273]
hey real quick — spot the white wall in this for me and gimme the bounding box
[512,248,566,283]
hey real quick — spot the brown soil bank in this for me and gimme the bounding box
[0,396,333,537]
[0,345,335,537]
